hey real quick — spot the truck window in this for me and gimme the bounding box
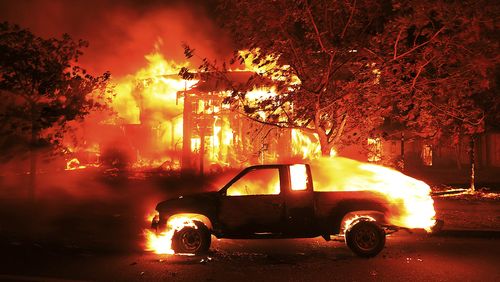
[289,164,308,191]
[226,168,280,196]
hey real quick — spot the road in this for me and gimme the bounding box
[1,172,499,281]
[0,230,499,282]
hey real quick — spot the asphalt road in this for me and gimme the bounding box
[0,231,499,282]
[1,172,499,282]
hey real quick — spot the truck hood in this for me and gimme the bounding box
[155,191,219,214]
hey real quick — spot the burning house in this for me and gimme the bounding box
[67,49,500,181]
[177,71,294,174]
[71,51,304,174]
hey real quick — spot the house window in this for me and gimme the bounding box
[422,144,433,166]
[367,138,382,162]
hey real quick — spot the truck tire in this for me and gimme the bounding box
[345,220,385,257]
[171,221,211,255]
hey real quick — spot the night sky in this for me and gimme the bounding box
[0,0,232,77]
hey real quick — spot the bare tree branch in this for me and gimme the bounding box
[305,1,327,53]
[393,26,445,61]
[234,108,316,133]
[427,100,485,126]
[341,0,357,39]
[393,28,404,60]
[332,113,348,144]
[411,55,435,90]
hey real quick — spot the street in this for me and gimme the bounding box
[0,228,499,281]
[1,173,499,281]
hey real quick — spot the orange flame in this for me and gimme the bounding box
[343,215,377,232]
[311,157,436,230]
[291,129,337,159]
[65,158,87,170]
[145,215,198,255]
[226,168,281,196]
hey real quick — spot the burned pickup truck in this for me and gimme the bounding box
[151,164,432,257]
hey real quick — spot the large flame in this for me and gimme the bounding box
[311,157,436,230]
[108,47,288,169]
[145,215,198,255]
[111,50,198,124]
[291,129,337,159]
[65,158,86,170]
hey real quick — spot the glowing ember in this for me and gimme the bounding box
[343,215,377,232]
[311,157,436,230]
[145,215,198,255]
[65,158,87,170]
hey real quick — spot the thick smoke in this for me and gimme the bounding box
[0,0,232,76]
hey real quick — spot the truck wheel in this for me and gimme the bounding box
[345,220,385,258]
[171,221,211,255]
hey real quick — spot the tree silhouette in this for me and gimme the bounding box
[0,22,111,199]
[369,0,498,189]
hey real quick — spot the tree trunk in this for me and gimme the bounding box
[316,114,347,157]
[320,143,332,156]
[400,132,405,172]
[317,130,333,157]
[455,135,462,170]
[29,121,37,201]
[469,135,475,192]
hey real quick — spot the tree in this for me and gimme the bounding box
[184,0,394,156]
[184,0,498,171]
[0,22,111,199]
[368,0,498,189]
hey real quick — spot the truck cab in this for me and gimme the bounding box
[217,164,317,238]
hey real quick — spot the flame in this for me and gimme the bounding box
[145,215,198,255]
[291,129,337,159]
[238,49,299,84]
[111,50,198,124]
[245,86,277,101]
[227,168,281,196]
[343,215,377,232]
[65,158,87,170]
[105,47,200,168]
[311,157,436,230]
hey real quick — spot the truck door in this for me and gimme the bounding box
[218,166,285,235]
[283,164,316,234]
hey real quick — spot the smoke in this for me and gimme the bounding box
[0,0,232,77]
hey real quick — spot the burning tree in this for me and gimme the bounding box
[0,22,111,199]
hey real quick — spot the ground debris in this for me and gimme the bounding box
[405,257,423,263]
[432,186,500,200]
